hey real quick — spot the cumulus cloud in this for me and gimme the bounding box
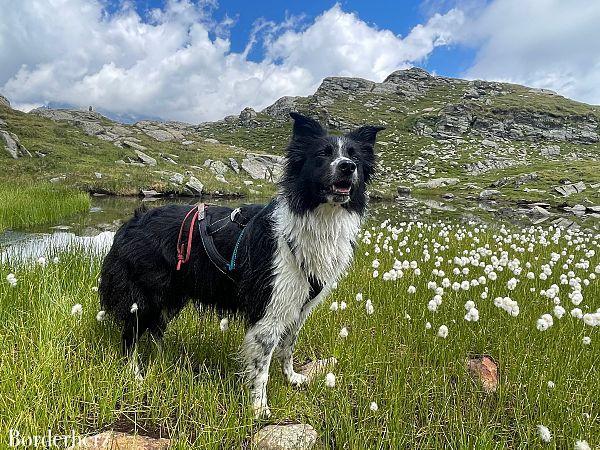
[0,0,464,122]
[462,0,600,105]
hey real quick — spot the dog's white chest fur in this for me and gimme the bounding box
[266,199,360,324]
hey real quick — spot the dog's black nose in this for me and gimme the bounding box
[338,160,356,175]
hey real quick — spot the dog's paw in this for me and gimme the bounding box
[252,403,272,419]
[288,371,309,386]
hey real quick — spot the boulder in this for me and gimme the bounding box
[185,176,204,196]
[414,177,459,189]
[123,140,148,152]
[554,181,586,197]
[252,424,318,450]
[0,94,10,108]
[397,186,412,196]
[207,160,229,176]
[239,107,257,123]
[529,205,552,216]
[169,172,184,184]
[67,431,169,449]
[540,145,561,157]
[204,138,220,144]
[479,189,501,200]
[481,139,498,149]
[228,157,240,173]
[262,96,300,120]
[141,189,161,198]
[241,153,284,181]
[133,149,157,166]
[1,130,32,158]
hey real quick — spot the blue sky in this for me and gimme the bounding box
[1,0,599,122]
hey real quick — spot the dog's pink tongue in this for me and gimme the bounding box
[334,186,350,194]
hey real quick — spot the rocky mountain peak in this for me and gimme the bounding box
[383,66,432,83]
[0,94,11,109]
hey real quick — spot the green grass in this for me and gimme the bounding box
[1,216,598,448]
[0,182,90,231]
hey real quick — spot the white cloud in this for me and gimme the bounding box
[461,0,600,105]
[0,1,464,122]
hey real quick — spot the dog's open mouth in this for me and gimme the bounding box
[331,180,352,196]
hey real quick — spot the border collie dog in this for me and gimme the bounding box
[100,112,384,417]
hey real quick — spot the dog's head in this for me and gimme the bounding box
[280,112,384,214]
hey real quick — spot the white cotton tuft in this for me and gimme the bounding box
[219,318,229,331]
[325,372,336,388]
[537,424,552,443]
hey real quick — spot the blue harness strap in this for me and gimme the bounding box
[228,226,246,272]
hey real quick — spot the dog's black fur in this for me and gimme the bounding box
[99,112,383,416]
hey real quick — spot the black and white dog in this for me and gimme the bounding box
[99,112,384,417]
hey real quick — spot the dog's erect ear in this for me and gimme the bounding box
[347,125,386,146]
[289,112,326,139]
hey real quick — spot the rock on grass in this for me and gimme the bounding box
[252,424,318,450]
[67,431,169,449]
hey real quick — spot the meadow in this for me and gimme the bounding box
[0,214,598,448]
[0,183,90,232]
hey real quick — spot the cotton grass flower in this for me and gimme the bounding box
[340,301,347,310]
[52,256,59,263]
[6,273,17,287]
[408,285,416,294]
[96,310,106,322]
[37,256,47,266]
[575,440,591,450]
[71,303,83,317]
[219,318,229,331]
[355,293,363,302]
[547,381,555,389]
[339,327,349,338]
[130,303,138,313]
[537,424,552,443]
[425,322,432,330]
[330,301,338,311]
[582,336,591,345]
[365,299,374,315]
[369,401,379,411]
[325,372,336,388]
[437,325,449,339]
[536,314,554,331]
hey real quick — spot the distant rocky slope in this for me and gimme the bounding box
[1,68,599,211]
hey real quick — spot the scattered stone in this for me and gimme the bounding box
[243,180,254,186]
[239,107,258,125]
[141,189,161,198]
[466,355,498,393]
[414,177,459,189]
[540,145,561,157]
[50,176,66,183]
[169,172,184,184]
[491,172,538,188]
[397,186,412,196]
[479,189,501,200]
[181,140,195,145]
[1,130,32,158]
[207,160,229,176]
[227,158,239,174]
[529,205,552,216]
[204,138,220,144]
[481,139,498,149]
[123,140,147,151]
[297,357,338,383]
[185,176,204,196]
[441,193,455,199]
[133,149,157,166]
[67,431,170,449]
[95,172,103,179]
[554,181,586,197]
[252,424,318,450]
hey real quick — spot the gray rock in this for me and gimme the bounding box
[185,176,204,196]
[414,177,459,189]
[141,189,161,197]
[67,431,170,449]
[540,145,561,157]
[207,160,229,176]
[554,181,586,197]
[142,128,174,141]
[228,157,240,173]
[397,186,412,195]
[0,118,6,127]
[239,106,257,123]
[241,153,284,181]
[133,149,157,166]
[50,176,66,183]
[122,140,148,151]
[441,193,455,199]
[170,172,184,184]
[94,172,103,179]
[479,189,501,200]
[204,138,220,144]
[181,140,195,145]
[252,424,318,450]
[262,96,300,120]
[1,130,32,158]
[491,172,538,188]
[586,205,600,213]
[481,139,498,149]
[529,205,552,216]
[0,94,10,108]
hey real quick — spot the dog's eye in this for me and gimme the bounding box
[347,147,356,158]
[317,146,333,158]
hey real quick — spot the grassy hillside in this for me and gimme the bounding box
[1,68,599,207]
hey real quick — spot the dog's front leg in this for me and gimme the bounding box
[241,317,285,419]
[275,285,333,386]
